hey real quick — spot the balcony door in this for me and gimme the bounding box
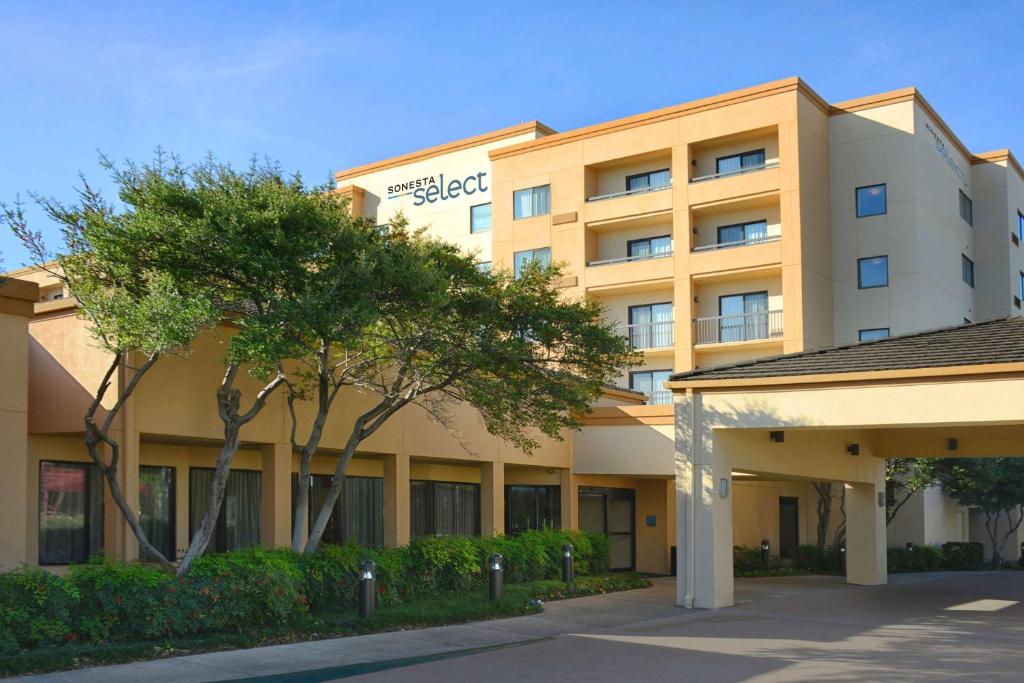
[628,302,672,349]
[718,291,768,343]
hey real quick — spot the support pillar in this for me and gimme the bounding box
[260,443,292,549]
[559,468,577,530]
[481,462,505,537]
[384,453,410,547]
[845,465,887,586]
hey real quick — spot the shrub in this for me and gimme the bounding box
[941,542,984,570]
[0,568,79,654]
[67,559,175,641]
[887,544,944,573]
[733,545,763,573]
[792,544,840,574]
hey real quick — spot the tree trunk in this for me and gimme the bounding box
[305,423,363,553]
[812,482,832,547]
[291,460,311,552]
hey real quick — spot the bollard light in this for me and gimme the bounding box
[760,539,771,571]
[839,542,847,576]
[906,542,914,551]
[488,553,504,602]
[562,543,575,584]
[358,559,376,618]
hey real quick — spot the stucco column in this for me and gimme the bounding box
[559,467,577,530]
[384,452,410,547]
[480,461,505,537]
[121,429,141,561]
[260,443,292,549]
[845,461,887,586]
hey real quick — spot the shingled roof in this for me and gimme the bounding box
[671,316,1024,382]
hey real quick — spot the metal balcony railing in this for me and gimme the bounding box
[586,181,671,203]
[694,310,783,345]
[587,251,673,267]
[649,389,673,405]
[622,321,674,350]
[691,235,780,253]
[689,161,779,184]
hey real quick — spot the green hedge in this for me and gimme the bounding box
[0,529,607,655]
[940,542,984,570]
[887,544,944,573]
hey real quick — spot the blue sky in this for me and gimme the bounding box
[1,1,1021,266]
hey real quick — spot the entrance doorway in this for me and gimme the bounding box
[578,487,635,571]
[779,496,799,559]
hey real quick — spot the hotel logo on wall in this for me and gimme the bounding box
[387,171,489,206]
[925,122,968,188]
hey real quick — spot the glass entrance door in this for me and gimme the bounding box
[578,487,636,571]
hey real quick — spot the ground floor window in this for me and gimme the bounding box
[292,474,384,548]
[139,465,176,560]
[410,480,480,538]
[505,485,560,534]
[189,468,261,552]
[38,461,104,565]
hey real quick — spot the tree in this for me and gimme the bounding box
[932,458,1024,564]
[885,458,936,526]
[812,482,832,547]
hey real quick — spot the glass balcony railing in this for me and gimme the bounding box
[622,320,674,350]
[694,310,783,345]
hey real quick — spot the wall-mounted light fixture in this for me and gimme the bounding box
[847,443,860,456]
[948,438,958,451]
[769,431,785,443]
[719,478,730,499]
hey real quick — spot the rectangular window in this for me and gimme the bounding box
[961,254,975,287]
[715,149,766,175]
[858,255,889,289]
[513,185,550,220]
[505,485,561,535]
[858,328,890,342]
[475,261,492,274]
[513,247,551,278]
[139,466,175,561]
[856,184,887,217]
[1018,211,1024,240]
[718,291,769,343]
[959,190,973,226]
[1020,271,1024,300]
[625,168,671,192]
[410,480,481,538]
[717,220,769,246]
[629,369,673,405]
[189,468,261,553]
[470,203,492,233]
[627,302,673,349]
[292,474,384,548]
[39,461,104,565]
[626,235,672,259]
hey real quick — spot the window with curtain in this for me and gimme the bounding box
[629,369,673,405]
[625,168,670,193]
[856,184,887,217]
[627,235,672,260]
[858,328,890,342]
[139,466,175,561]
[38,461,104,565]
[512,185,550,220]
[961,254,974,287]
[410,480,481,538]
[505,485,561,534]
[857,256,889,289]
[959,190,973,226]
[627,302,673,349]
[189,468,261,553]
[718,291,769,343]
[715,149,765,175]
[717,220,768,246]
[291,474,384,548]
[470,203,492,233]
[513,247,551,278]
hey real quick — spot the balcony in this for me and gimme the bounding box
[689,161,779,185]
[694,310,783,346]
[621,320,674,350]
[586,181,671,203]
[691,234,780,253]
[588,251,673,267]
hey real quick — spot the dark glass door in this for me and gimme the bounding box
[779,496,799,559]
[578,487,635,571]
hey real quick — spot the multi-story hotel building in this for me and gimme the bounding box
[3,77,1023,576]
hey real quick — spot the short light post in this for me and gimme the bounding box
[1020,542,1024,568]
[760,539,771,571]
[905,542,914,551]
[358,559,376,618]
[562,544,574,584]
[839,542,847,576]
[488,553,504,602]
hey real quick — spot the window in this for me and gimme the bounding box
[475,261,492,274]
[1020,271,1024,300]
[716,149,765,175]
[858,256,889,289]
[39,461,103,565]
[630,369,672,405]
[961,254,974,287]
[718,291,769,343]
[717,220,768,246]
[189,468,261,553]
[505,485,561,534]
[959,190,973,226]
[858,328,890,342]
[625,168,670,192]
[513,185,550,220]
[292,474,384,548]
[410,480,481,537]
[626,235,672,260]
[139,466,175,561]
[1018,211,1024,240]
[513,247,551,278]
[627,303,673,349]
[856,184,887,217]
[470,203,492,233]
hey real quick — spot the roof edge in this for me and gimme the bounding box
[973,148,1024,182]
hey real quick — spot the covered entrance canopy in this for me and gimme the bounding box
[667,317,1024,609]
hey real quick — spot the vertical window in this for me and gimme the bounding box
[959,190,973,226]
[189,468,261,553]
[38,461,103,565]
[505,485,561,534]
[1018,211,1024,240]
[625,168,671,193]
[292,474,384,548]
[858,256,889,289]
[513,247,551,278]
[626,235,672,260]
[410,480,481,538]
[629,369,673,405]
[139,466,175,561]
[1020,271,1024,300]
[513,185,550,219]
[470,203,492,233]
[856,184,887,217]
[475,261,492,274]
[961,254,974,287]
[716,149,766,175]
[858,328,891,342]
[718,291,769,342]
[717,220,769,246]
[627,302,673,349]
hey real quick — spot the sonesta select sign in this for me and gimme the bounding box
[387,172,489,206]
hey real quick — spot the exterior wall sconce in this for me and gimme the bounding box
[847,443,860,456]
[948,438,958,451]
[769,431,785,443]
[719,478,729,498]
